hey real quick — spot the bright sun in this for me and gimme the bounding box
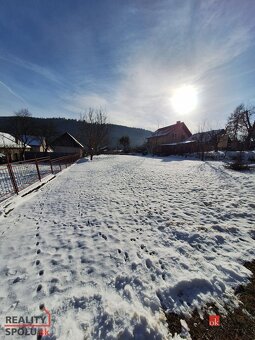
[171,85,198,114]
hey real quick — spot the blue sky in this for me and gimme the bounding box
[0,0,255,132]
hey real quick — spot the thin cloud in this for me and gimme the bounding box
[104,0,255,131]
[0,79,27,106]
[0,53,63,85]
[64,92,108,114]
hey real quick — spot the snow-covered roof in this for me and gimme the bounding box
[161,140,196,146]
[0,132,30,149]
[66,132,84,148]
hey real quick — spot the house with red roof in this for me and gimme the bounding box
[147,121,192,153]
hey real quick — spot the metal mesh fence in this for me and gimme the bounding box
[0,154,79,203]
[0,165,15,201]
[12,162,40,191]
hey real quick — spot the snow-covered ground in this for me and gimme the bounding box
[0,155,254,339]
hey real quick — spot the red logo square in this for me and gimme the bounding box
[209,315,220,326]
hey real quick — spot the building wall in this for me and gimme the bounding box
[30,145,44,152]
[0,147,23,161]
[53,146,82,157]
[149,124,191,146]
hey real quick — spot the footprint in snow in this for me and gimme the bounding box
[145,258,153,269]
[80,256,86,264]
[50,278,59,284]
[39,303,45,310]
[51,259,59,266]
[36,284,42,292]
[131,262,137,271]
[151,274,156,281]
[13,277,22,284]
[49,285,61,294]
[124,252,129,262]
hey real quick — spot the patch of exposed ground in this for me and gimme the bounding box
[165,260,255,340]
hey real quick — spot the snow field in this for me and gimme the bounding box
[0,155,254,339]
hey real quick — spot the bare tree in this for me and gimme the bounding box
[195,123,207,161]
[147,123,161,155]
[119,136,130,153]
[206,128,225,152]
[13,109,34,159]
[80,108,108,160]
[34,120,58,152]
[226,104,255,150]
[193,122,225,160]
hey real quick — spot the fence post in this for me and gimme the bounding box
[49,157,54,174]
[35,158,41,181]
[7,158,19,195]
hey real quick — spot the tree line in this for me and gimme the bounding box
[10,108,110,161]
[8,102,255,161]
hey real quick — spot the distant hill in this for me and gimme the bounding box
[0,116,152,148]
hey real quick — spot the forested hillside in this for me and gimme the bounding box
[0,116,152,148]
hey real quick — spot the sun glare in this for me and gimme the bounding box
[171,85,198,114]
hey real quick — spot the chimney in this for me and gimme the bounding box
[176,121,181,124]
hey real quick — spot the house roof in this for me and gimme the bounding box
[186,129,225,143]
[0,132,30,149]
[51,132,84,148]
[148,121,192,139]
